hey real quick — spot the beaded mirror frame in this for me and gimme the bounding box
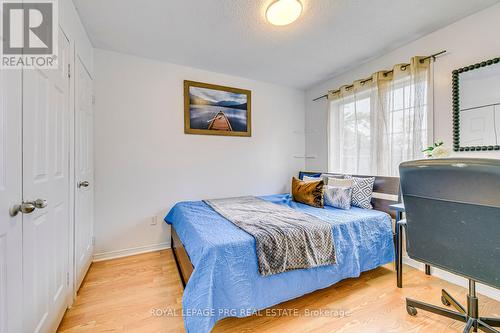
[452,56,500,152]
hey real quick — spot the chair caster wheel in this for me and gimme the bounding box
[406,305,417,316]
[441,296,451,306]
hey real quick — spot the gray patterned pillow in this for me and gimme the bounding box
[344,175,375,209]
[324,186,352,210]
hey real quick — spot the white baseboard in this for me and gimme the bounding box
[93,242,171,262]
[403,256,500,301]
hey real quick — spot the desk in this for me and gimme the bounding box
[390,203,431,288]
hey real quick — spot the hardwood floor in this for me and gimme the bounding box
[58,250,499,333]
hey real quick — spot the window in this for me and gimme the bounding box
[386,77,429,175]
[328,72,431,176]
[329,90,373,175]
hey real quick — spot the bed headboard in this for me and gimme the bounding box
[299,171,400,218]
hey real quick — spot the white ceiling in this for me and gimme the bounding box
[73,0,499,89]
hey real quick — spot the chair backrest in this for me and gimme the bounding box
[399,158,500,289]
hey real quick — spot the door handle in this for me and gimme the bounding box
[78,181,90,188]
[31,199,48,209]
[9,199,48,217]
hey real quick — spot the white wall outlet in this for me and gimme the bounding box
[150,216,157,226]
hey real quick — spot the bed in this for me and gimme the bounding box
[164,172,399,333]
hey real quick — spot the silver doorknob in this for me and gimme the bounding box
[32,199,48,209]
[78,181,90,188]
[9,199,47,217]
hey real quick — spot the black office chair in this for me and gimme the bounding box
[399,158,500,333]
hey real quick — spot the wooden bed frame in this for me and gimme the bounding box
[171,227,193,288]
[171,172,400,287]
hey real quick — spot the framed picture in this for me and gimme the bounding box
[184,80,251,137]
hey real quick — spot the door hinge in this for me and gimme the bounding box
[92,236,95,246]
[67,272,70,286]
[68,63,71,78]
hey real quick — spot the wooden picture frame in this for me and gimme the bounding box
[184,80,252,137]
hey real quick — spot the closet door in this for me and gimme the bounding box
[74,57,94,290]
[22,29,71,333]
[0,67,23,333]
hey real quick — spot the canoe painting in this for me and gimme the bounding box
[184,81,251,137]
[208,111,233,131]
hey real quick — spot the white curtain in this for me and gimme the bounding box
[328,56,432,176]
[328,80,373,175]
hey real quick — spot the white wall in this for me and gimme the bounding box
[305,3,500,172]
[93,49,306,258]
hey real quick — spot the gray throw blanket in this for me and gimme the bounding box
[204,196,336,276]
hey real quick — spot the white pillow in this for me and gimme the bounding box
[303,175,323,183]
[328,177,353,188]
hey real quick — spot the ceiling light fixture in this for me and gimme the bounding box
[266,0,303,26]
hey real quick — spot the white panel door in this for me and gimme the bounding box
[22,29,71,333]
[0,64,23,333]
[74,57,94,290]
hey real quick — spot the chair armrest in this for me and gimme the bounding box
[397,218,407,227]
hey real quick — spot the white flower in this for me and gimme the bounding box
[430,145,450,158]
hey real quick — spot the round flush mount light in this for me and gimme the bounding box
[266,0,303,26]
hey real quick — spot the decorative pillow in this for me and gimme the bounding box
[299,172,321,180]
[303,175,323,182]
[324,186,352,210]
[291,177,324,208]
[327,177,353,188]
[320,174,343,185]
[344,176,375,209]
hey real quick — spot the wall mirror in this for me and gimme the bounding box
[453,57,500,151]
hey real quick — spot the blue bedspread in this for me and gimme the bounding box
[165,194,394,333]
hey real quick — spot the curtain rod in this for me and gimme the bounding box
[312,50,447,102]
